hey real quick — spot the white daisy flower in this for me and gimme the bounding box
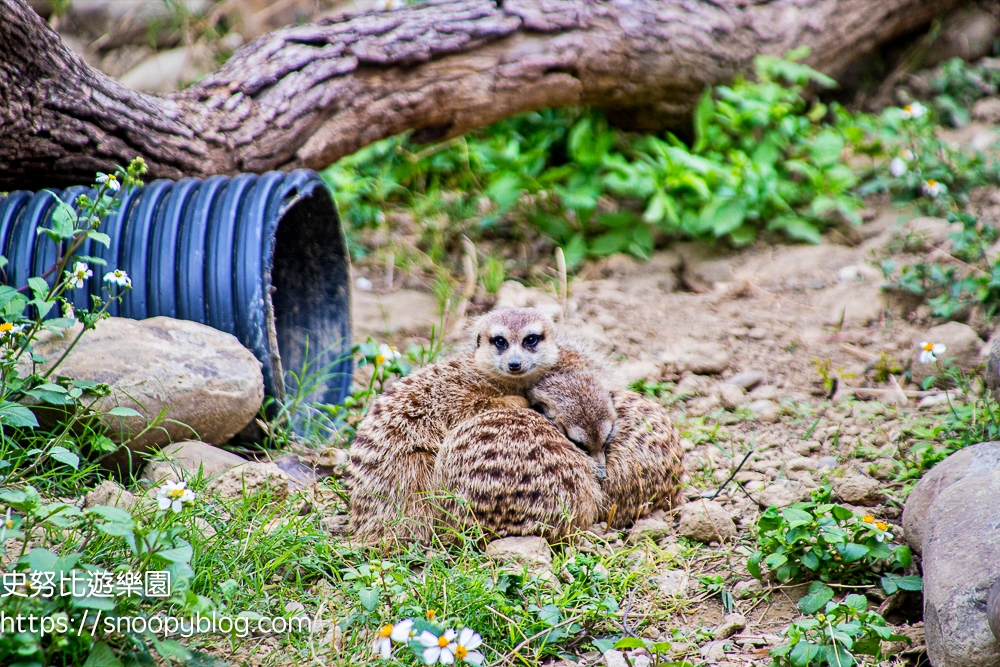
[70,262,92,289]
[918,341,946,364]
[156,480,196,513]
[900,149,914,160]
[3,508,12,530]
[379,0,405,8]
[63,303,75,319]
[921,179,946,197]
[452,627,485,666]
[889,157,908,178]
[103,269,132,288]
[373,619,414,659]
[376,343,401,365]
[96,173,120,192]
[900,102,927,119]
[419,628,457,664]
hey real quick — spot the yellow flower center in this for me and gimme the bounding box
[437,635,450,648]
[876,521,889,531]
[375,355,386,365]
[923,343,934,351]
[455,645,468,660]
[426,610,436,620]
[378,624,393,638]
[0,323,12,333]
[862,515,874,524]
[927,179,938,186]
[4,519,12,529]
[167,488,185,499]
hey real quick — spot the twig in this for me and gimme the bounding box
[555,247,567,319]
[710,447,754,500]
[621,585,641,638]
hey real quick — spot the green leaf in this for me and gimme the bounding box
[359,587,380,611]
[838,543,870,562]
[84,641,124,667]
[538,604,561,626]
[810,130,845,168]
[613,637,647,650]
[49,446,80,470]
[562,234,587,270]
[154,639,192,661]
[894,544,913,568]
[28,277,49,301]
[86,505,134,523]
[87,230,111,248]
[843,593,868,612]
[50,200,77,239]
[797,582,834,614]
[156,544,194,564]
[781,507,813,528]
[693,88,714,153]
[0,401,38,428]
[709,201,746,237]
[486,173,524,214]
[107,406,143,418]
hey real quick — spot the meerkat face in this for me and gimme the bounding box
[473,308,558,384]
[528,373,617,479]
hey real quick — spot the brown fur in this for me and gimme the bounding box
[346,308,558,544]
[601,391,686,528]
[431,408,602,540]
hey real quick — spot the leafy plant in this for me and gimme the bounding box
[770,582,908,667]
[748,490,914,587]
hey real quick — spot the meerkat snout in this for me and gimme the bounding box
[473,308,558,385]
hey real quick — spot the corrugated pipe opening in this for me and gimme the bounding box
[0,170,353,413]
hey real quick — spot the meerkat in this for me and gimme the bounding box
[527,362,617,479]
[431,408,602,541]
[601,391,686,528]
[346,307,560,543]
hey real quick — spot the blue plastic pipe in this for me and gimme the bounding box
[0,170,353,409]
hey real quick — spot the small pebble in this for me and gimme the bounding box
[713,613,747,640]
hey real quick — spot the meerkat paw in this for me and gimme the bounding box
[487,395,530,410]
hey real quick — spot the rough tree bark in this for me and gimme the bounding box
[0,0,962,188]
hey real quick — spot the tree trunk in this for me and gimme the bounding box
[0,0,962,189]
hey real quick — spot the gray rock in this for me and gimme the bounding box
[486,536,553,571]
[831,474,883,506]
[986,335,1000,402]
[660,338,730,375]
[206,462,291,500]
[718,384,746,410]
[972,97,1000,125]
[84,480,138,510]
[748,399,781,423]
[903,441,1000,553]
[700,640,728,663]
[677,500,737,543]
[28,317,263,471]
[616,360,663,386]
[142,441,249,484]
[923,468,1000,667]
[674,242,737,293]
[654,569,689,597]
[927,8,1000,66]
[726,370,764,390]
[732,579,763,599]
[911,322,985,384]
[755,484,800,509]
[629,517,674,542]
[817,456,839,470]
[120,46,206,94]
[713,613,746,640]
[603,650,650,667]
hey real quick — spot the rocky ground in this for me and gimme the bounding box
[348,193,1000,665]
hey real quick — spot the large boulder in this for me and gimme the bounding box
[28,317,263,470]
[923,468,1000,667]
[142,441,250,484]
[903,442,1000,553]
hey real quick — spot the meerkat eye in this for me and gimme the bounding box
[522,333,542,348]
[490,336,508,351]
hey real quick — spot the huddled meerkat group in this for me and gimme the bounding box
[346,307,685,544]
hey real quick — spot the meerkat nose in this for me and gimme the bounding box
[507,360,522,372]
